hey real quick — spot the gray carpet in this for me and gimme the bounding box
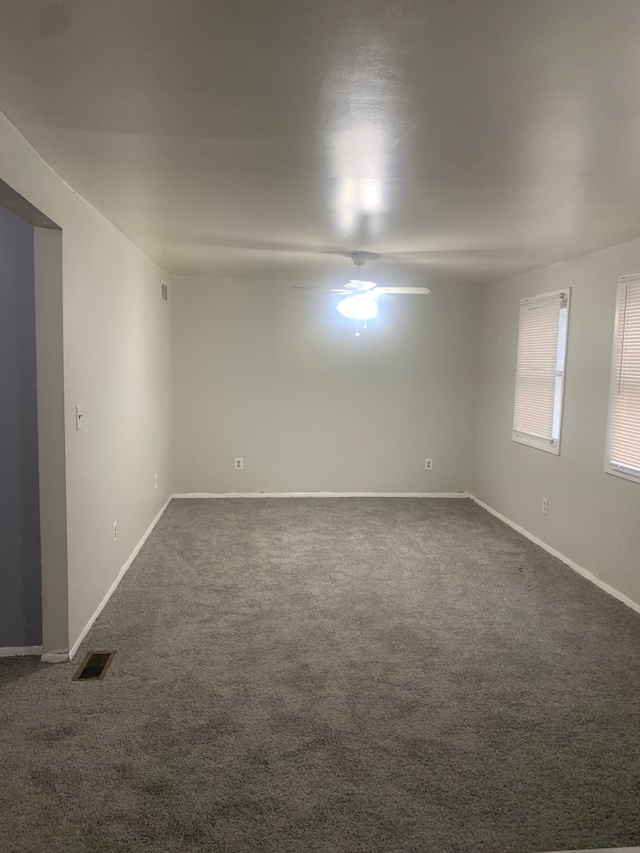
[1,498,640,853]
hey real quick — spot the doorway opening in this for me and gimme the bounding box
[0,179,68,660]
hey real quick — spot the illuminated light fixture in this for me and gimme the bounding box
[336,294,378,321]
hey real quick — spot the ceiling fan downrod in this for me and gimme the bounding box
[349,250,380,274]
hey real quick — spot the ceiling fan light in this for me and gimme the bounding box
[336,295,378,320]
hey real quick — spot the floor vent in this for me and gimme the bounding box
[72,651,115,682]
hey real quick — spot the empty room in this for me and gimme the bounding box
[1,2,639,852]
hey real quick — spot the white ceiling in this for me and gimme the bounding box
[2,0,640,284]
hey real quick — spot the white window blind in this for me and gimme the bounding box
[512,289,570,454]
[606,276,640,481]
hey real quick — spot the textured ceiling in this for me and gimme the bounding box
[2,0,640,284]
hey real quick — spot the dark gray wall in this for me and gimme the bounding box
[0,204,41,647]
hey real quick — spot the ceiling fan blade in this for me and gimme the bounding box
[372,286,431,295]
[346,279,378,291]
[291,286,336,291]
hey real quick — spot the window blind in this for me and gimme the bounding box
[608,277,640,478]
[513,290,569,449]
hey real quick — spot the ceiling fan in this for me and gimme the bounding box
[296,251,430,334]
[331,251,430,297]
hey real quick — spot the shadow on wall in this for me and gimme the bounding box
[0,203,41,648]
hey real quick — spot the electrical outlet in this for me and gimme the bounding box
[234,457,244,470]
[424,458,433,470]
[542,497,548,515]
[154,473,158,490]
[113,521,118,541]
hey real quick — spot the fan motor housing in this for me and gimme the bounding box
[349,251,380,267]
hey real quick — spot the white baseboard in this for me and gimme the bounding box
[40,652,69,664]
[470,494,640,616]
[0,645,42,657]
[172,492,470,499]
[60,495,172,663]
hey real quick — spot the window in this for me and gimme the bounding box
[512,289,570,454]
[606,275,640,483]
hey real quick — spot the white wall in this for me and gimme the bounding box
[172,276,477,494]
[475,240,640,606]
[0,110,173,653]
[33,226,69,656]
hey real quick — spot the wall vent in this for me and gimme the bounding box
[161,281,168,302]
[72,651,115,681]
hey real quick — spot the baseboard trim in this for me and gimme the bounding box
[40,652,69,664]
[0,645,42,657]
[63,495,172,663]
[469,494,640,616]
[172,492,470,499]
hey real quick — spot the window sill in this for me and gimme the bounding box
[604,464,640,485]
[512,432,560,455]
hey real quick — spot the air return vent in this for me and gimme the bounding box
[72,651,115,681]
[161,281,168,302]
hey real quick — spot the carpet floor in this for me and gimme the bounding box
[1,498,640,853]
